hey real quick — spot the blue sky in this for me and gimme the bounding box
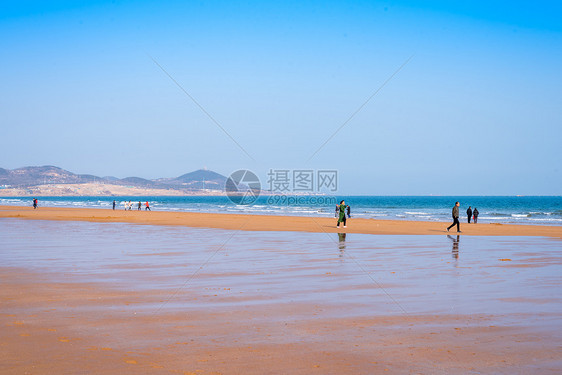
[1,1,560,194]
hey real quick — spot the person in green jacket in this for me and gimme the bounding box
[336,200,348,228]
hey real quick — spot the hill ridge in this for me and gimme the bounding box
[0,166,228,191]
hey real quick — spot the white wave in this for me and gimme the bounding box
[0,199,24,204]
[529,218,562,222]
[479,216,510,220]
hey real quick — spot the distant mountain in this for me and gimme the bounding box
[159,169,227,190]
[0,166,228,192]
[119,176,164,188]
[0,166,98,186]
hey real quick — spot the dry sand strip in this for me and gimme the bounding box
[1,205,561,238]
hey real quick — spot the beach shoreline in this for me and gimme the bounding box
[1,205,561,238]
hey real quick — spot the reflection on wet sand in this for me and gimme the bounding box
[338,232,346,255]
[447,235,460,260]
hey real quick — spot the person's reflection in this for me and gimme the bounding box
[447,235,460,260]
[338,232,347,256]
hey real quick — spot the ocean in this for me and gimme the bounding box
[1,195,561,226]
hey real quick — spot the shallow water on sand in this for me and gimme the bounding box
[1,219,561,325]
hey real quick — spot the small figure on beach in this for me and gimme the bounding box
[145,201,151,211]
[346,204,351,218]
[447,202,461,233]
[467,206,472,223]
[138,201,142,210]
[336,200,348,228]
[112,200,116,210]
[33,198,38,209]
[128,201,132,210]
[473,208,479,224]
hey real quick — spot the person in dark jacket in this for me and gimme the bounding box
[467,206,473,223]
[447,202,461,232]
[473,208,479,224]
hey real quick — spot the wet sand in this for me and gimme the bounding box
[1,205,561,238]
[1,219,561,374]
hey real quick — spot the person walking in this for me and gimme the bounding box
[112,200,116,210]
[336,200,348,228]
[473,208,479,224]
[33,198,38,209]
[447,202,461,233]
[145,201,151,211]
[138,201,142,211]
[467,206,473,223]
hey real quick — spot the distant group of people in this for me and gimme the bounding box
[466,206,479,224]
[447,202,480,233]
[113,200,151,211]
[31,198,152,211]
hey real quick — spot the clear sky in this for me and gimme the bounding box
[1,0,561,195]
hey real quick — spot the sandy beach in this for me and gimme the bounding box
[1,205,561,238]
[1,210,561,374]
